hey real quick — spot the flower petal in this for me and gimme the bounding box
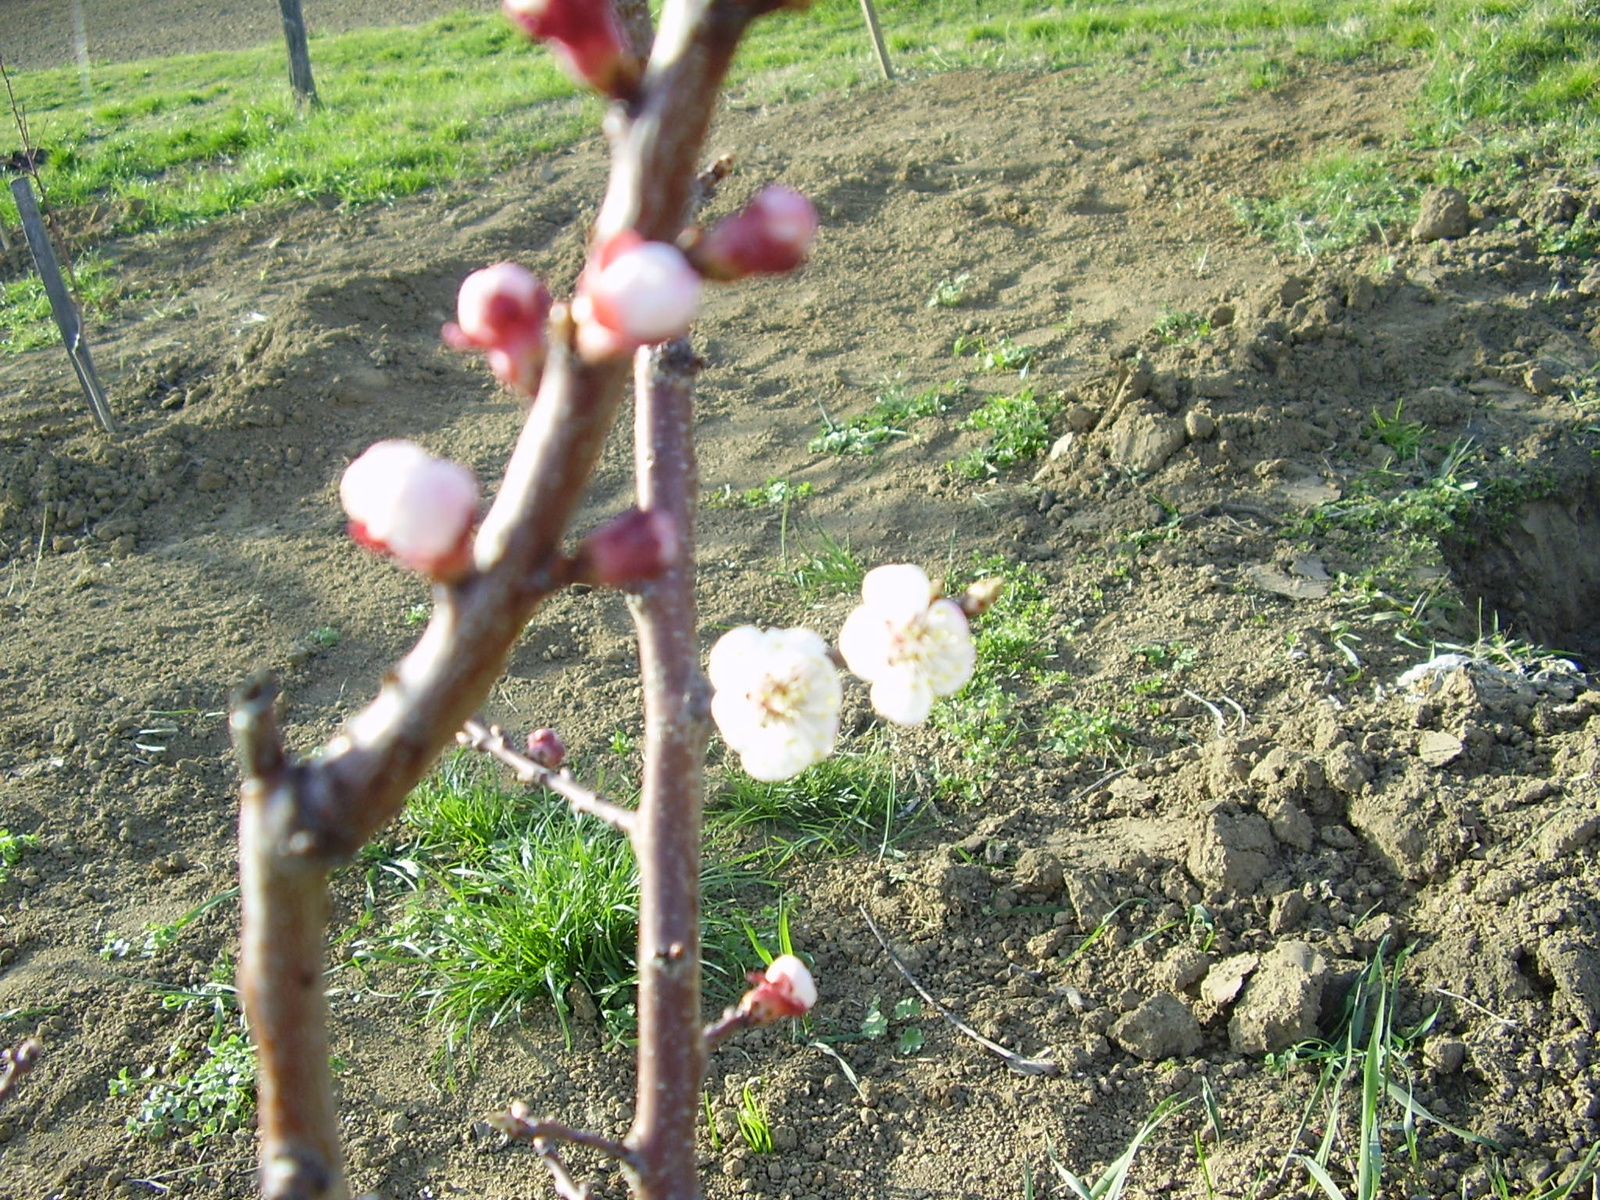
[869,671,934,727]
[859,563,933,623]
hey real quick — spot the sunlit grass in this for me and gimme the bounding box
[1,0,1597,242]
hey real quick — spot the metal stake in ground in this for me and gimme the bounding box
[9,176,116,435]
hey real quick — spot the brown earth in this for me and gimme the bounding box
[1,17,1600,1200]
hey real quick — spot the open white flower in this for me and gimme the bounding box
[838,564,975,726]
[709,626,841,782]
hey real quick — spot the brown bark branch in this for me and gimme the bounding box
[458,718,637,834]
[702,1006,759,1049]
[622,339,712,1200]
[231,4,779,1197]
[491,1102,635,1163]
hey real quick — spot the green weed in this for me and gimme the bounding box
[1130,641,1197,672]
[782,526,866,602]
[1234,151,1416,258]
[951,387,1063,479]
[928,272,974,308]
[953,333,1037,375]
[1152,308,1212,344]
[1368,401,1428,462]
[1280,940,1501,1200]
[709,478,814,509]
[1043,705,1127,764]
[1042,1095,1192,1200]
[736,1082,774,1154]
[931,556,1074,766]
[0,830,40,886]
[1299,438,1483,542]
[809,382,956,457]
[111,1024,256,1143]
[711,740,917,865]
[859,995,923,1055]
[1538,208,1600,258]
[100,888,240,961]
[0,255,120,353]
[355,760,641,1043]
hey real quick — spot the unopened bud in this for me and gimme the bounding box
[526,727,566,770]
[572,233,702,360]
[957,576,1004,618]
[443,262,551,394]
[503,0,639,97]
[340,440,479,580]
[572,507,677,589]
[688,185,817,281]
[737,954,817,1022]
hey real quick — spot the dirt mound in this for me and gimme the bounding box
[0,62,1597,1200]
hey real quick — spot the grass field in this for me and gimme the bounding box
[1,0,1597,238]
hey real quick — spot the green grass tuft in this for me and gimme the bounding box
[711,738,918,864]
[1233,150,1417,257]
[951,387,1064,479]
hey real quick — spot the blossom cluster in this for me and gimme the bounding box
[709,565,977,782]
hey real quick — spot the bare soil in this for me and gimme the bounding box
[2,20,1599,1200]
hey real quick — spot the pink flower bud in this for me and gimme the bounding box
[443,263,551,394]
[738,954,817,1022]
[572,507,677,589]
[572,232,702,359]
[503,0,638,97]
[339,440,479,580]
[690,186,818,281]
[526,727,567,770]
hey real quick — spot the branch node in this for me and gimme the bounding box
[230,672,286,781]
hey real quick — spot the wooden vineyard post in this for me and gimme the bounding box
[9,176,116,434]
[277,0,321,111]
[859,0,893,80]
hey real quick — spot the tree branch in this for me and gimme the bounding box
[622,339,712,1200]
[458,718,637,834]
[231,3,781,1197]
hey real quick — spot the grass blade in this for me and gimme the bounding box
[1293,1152,1351,1200]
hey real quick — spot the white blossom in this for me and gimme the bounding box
[838,564,975,725]
[708,626,841,782]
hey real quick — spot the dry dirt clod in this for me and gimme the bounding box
[1412,186,1472,242]
[1229,941,1330,1055]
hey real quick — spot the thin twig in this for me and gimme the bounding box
[1221,696,1249,728]
[491,1102,635,1164]
[858,905,1057,1076]
[702,1007,758,1049]
[0,1037,42,1107]
[1067,766,1128,807]
[1428,986,1519,1029]
[459,719,636,834]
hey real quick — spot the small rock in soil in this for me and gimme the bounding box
[1106,408,1186,475]
[1200,953,1258,1009]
